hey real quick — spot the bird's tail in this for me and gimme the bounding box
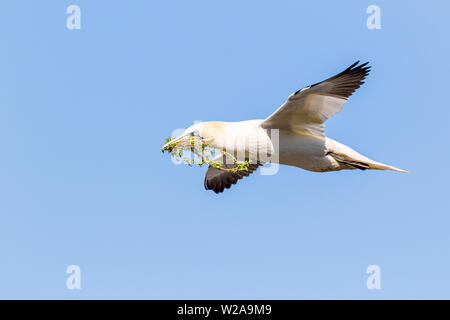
[363,161,409,173]
[328,151,409,173]
[326,139,409,173]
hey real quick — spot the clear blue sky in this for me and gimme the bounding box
[1,0,449,299]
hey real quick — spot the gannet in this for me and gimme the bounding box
[162,61,408,193]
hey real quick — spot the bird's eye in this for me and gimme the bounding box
[191,130,200,136]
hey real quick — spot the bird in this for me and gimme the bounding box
[162,61,408,194]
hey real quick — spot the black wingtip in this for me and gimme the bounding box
[347,61,371,78]
[290,60,372,101]
[348,60,360,69]
[359,61,370,68]
[348,60,370,70]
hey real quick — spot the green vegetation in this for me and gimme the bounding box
[162,136,250,173]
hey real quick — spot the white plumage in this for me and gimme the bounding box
[162,61,408,193]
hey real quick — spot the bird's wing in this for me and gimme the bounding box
[204,163,261,194]
[261,61,370,137]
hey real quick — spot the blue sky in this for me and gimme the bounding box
[1,0,449,299]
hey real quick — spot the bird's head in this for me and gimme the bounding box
[162,122,218,152]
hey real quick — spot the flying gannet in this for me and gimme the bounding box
[162,61,408,193]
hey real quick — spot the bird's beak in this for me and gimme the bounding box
[161,133,191,152]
